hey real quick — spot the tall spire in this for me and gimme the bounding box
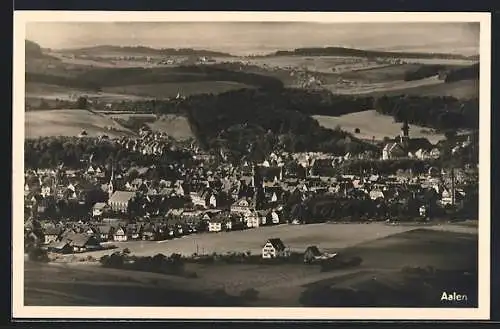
[108,164,114,199]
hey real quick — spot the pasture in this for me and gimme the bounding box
[313,110,446,143]
[25,109,136,139]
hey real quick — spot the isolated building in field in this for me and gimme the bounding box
[261,238,288,259]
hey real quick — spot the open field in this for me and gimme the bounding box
[145,115,195,140]
[52,221,477,261]
[366,79,479,99]
[220,56,476,74]
[25,109,136,139]
[313,110,446,143]
[26,82,155,102]
[102,81,253,98]
[323,76,445,95]
[24,222,478,306]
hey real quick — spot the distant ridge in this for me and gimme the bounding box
[263,46,478,60]
[25,39,60,61]
[56,45,235,57]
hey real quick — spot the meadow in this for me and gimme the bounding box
[313,110,446,143]
[25,109,136,139]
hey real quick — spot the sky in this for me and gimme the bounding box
[26,22,480,56]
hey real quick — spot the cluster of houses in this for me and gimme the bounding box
[24,121,477,255]
[381,121,475,161]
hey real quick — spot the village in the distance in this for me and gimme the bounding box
[22,22,480,308]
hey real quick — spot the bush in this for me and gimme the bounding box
[240,288,259,301]
[28,247,50,262]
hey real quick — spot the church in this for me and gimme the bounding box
[381,121,433,160]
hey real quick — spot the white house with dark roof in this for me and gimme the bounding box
[92,202,108,217]
[262,238,289,259]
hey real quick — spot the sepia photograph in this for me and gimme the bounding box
[12,11,491,320]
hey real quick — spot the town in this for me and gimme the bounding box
[24,117,479,259]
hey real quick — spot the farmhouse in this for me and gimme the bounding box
[113,226,128,242]
[97,225,114,241]
[43,226,62,244]
[208,218,223,233]
[245,212,260,228]
[262,238,288,259]
[108,191,135,213]
[67,234,101,253]
[231,198,251,214]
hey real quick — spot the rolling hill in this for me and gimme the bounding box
[25,109,136,138]
[55,45,234,57]
[269,46,478,60]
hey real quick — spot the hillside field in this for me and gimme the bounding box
[144,115,195,140]
[25,109,136,139]
[25,222,478,307]
[313,110,447,143]
[51,221,476,260]
[102,81,253,98]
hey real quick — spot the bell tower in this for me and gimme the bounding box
[400,120,410,150]
[108,165,115,199]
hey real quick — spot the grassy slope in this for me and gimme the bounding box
[25,109,136,138]
[102,81,253,98]
[145,115,195,140]
[24,223,478,307]
[313,110,446,143]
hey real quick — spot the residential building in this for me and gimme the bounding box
[262,238,288,259]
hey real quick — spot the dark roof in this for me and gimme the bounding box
[44,226,62,236]
[305,245,321,255]
[267,238,286,251]
[65,233,96,247]
[97,225,113,234]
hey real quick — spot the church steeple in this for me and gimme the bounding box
[108,165,115,199]
[400,120,410,149]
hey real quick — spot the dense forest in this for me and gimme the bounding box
[269,46,476,60]
[444,63,479,82]
[374,95,479,130]
[403,63,479,82]
[26,65,284,90]
[177,88,376,160]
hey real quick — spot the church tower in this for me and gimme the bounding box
[108,166,115,199]
[400,120,410,151]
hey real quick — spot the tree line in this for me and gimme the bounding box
[374,95,479,130]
